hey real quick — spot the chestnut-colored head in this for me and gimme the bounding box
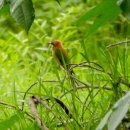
[48,40,63,48]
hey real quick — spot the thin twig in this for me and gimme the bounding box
[70,62,105,72]
[60,85,110,99]
[0,101,34,119]
[70,62,130,90]
[60,84,126,99]
[71,64,104,72]
[107,40,130,48]
[120,79,130,88]
[0,101,17,109]
[70,75,90,86]
[22,80,59,110]
[22,82,38,110]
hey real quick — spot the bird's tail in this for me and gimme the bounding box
[66,64,78,87]
[69,69,79,87]
[70,69,74,75]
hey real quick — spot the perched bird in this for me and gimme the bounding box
[48,40,70,72]
[49,40,77,87]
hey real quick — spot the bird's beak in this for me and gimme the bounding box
[48,42,54,46]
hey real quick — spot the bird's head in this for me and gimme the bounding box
[48,40,63,48]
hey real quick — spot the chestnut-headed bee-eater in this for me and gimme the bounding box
[49,40,77,87]
[49,40,71,72]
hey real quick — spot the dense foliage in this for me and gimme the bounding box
[0,0,130,129]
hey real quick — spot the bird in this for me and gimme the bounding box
[49,40,77,87]
[48,40,71,72]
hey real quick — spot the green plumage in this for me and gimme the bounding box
[52,47,70,70]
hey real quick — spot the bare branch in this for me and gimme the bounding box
[70,62,105,73]
[22,82,38,110]
[0,101,34,119]
[60,84,126,99]
[120,79,130,88]
[107,40,130,48]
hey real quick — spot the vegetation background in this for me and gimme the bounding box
[0,0,130,129]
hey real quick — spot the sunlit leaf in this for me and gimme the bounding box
[24,121,39,130]
[0,112,23,130]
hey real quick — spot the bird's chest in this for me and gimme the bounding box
[52,47,68,66]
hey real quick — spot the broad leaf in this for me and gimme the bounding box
[0,112,23,130]
[96,91,130,130]
[10,0,35,33]
[24,121,39,130]
[77,0,121,37]
[118,0,130,19]
[108,91,130,130]
[55,0,61,5]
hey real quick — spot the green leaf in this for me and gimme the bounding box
[77,0,121,37]
[55,0,61,5]
[0,2,10,14]
[10,0,35,33]
[118,0,130,19]
[0,112,23,130]
[24,121,39,130]
[0,0,5,9]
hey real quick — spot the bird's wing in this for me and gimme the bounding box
[54,48,69,68]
